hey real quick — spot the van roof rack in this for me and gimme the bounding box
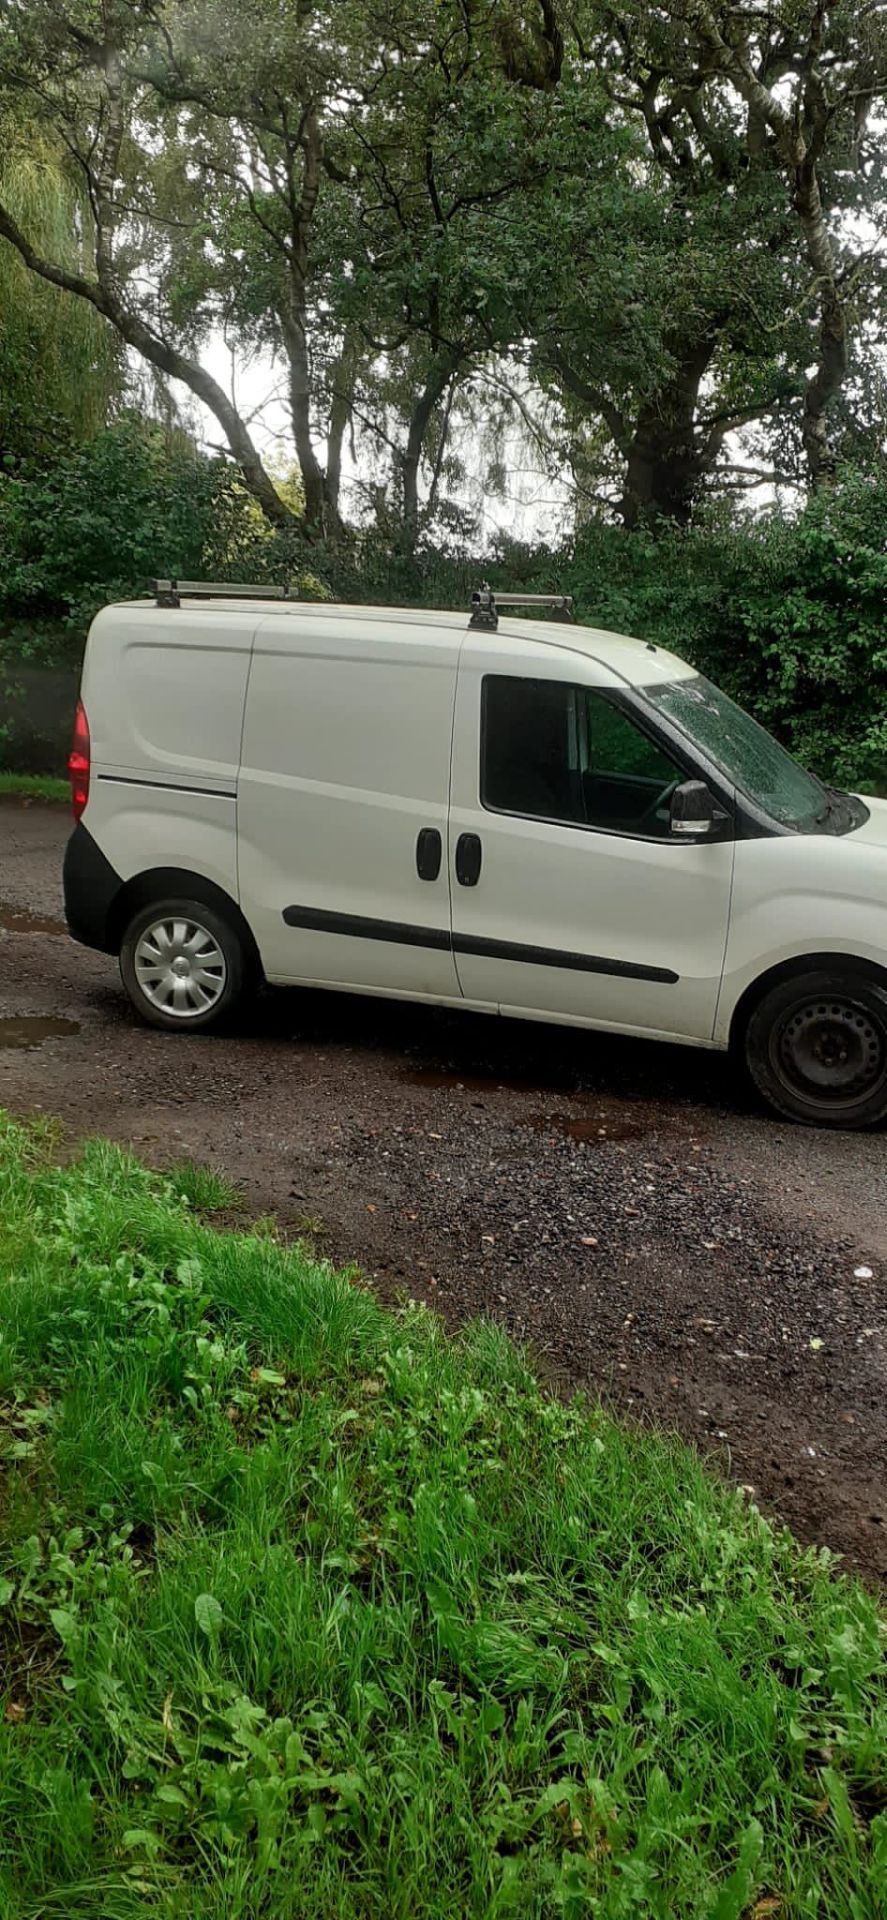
[153,579,295,608]
[469,583,574,631]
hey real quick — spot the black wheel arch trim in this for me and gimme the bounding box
[63,823,123,952]
[112,870,262,976]
[64,828,261,976]
[729,952,887,1050]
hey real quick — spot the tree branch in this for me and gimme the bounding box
[0,196,294,529]
[549,354,631,449]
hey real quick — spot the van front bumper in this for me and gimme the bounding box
[63,823,122,953]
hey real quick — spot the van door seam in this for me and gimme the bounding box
[234,616,263,907]
[445,628,471,996]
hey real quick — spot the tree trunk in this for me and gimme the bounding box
[280,291,330,534]
[794,159,848,490]
[324,331,358,534]
[401,353,459,553]
[275,108,345,541]
[619,333,719,529]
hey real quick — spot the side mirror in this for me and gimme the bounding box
[670,780,719,837]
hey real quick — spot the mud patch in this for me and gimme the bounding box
[401,1061,578,1097]
[0,905,67,937]
[0,1016,80,1050]
[527,1108,651,1144]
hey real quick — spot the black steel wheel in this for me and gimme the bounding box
[745,969,887,1128]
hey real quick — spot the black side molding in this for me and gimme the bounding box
[282,905,451,952]
[63,824,123,953]
[453,933,677,984]
[96,773,235,800]
[281,905,678,985]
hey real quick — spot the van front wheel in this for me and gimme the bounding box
[120,898,246,1033]
[744,969,887,1128]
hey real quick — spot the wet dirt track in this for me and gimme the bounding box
[2,799,886,1581]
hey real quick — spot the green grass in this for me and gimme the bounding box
[0,771,69,802]
[0,1114,885,1919]
[163,1159,243,1217]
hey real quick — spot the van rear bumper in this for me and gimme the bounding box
[63,824,122,953]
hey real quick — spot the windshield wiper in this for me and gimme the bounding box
[813,788,857,834]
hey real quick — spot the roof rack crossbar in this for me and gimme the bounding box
[153,579,295,608]
[493,593,574,610]
[469,583,574,631]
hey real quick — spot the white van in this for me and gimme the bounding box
[63,581,887,1128]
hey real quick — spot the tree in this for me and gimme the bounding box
[0,114,123,463]
[141,0,372,537]
[551,1,887,521]
[2,0,885,544]
[659,0,887,488]
[332,0,568,549]
[0,0,292,529]
[330,0,673,549]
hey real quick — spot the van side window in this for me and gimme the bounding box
[584,691,680,836]
[481,677,682,838]
[481,678,585,824]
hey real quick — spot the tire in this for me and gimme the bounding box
[120,897,246,1033]
[744,969,887,1129]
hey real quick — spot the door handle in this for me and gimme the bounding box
[455,832,482,887]
[416,827,442,882]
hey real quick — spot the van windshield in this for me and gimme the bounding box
[645,674,830,831]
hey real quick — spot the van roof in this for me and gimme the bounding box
[111,598,695,688]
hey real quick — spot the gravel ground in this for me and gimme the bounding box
[2,798,886,1580]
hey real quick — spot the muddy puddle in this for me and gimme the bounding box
[0,905,67,937]
[0,1016,80,1050]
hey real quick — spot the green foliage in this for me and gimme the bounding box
[562,474,887,792]
[0,118,122,464]
[5,1,885,537]
[0,419,325,679]
[0,417,233,637]
[1,1110,887,1917]
[292,472,887,795]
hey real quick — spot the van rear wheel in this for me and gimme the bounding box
[120,898,245,1033]
[744,969,887,1128]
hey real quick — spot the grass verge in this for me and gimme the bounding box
[0,772,69,803]
[0,1111,885,1919]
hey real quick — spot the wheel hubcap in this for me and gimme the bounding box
[776,997,886,1107]
[134,917,227,1019]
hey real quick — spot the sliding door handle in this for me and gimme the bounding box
[455,832,482,887]
[416,828,442,882]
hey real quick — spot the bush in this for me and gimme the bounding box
[559,477,887,791]
[2,434,886,790]
[0,415,234,650]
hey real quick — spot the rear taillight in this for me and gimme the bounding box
[69,699,90,821]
